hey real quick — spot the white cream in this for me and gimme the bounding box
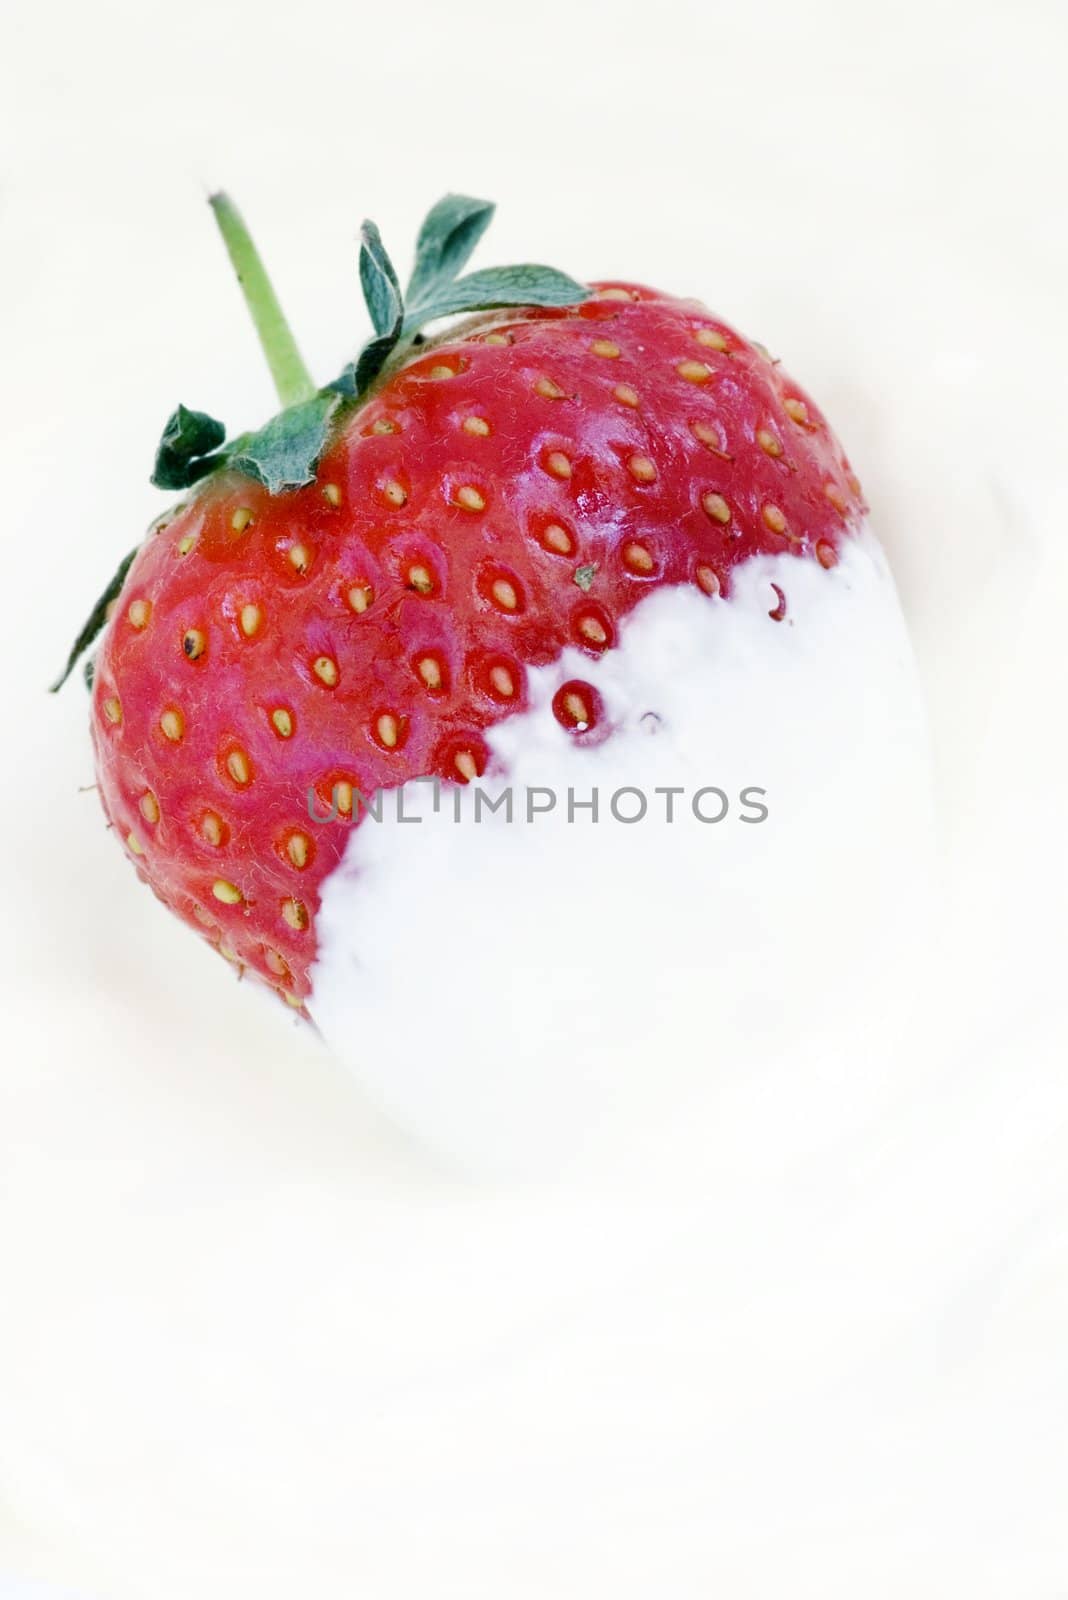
[310,524,934,1169]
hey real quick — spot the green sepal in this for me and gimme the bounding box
[149,197,589,506]
[359,221,404,340]
[228,391,342,494]
[50,547,138,692]
[151,404,227,490]
[340,200,589,408]
[337,260,589,407]
[350,334,395,394]
[56,390,342,690]
[405,263,589,333]
[326,363,359,398]
[407,194,495,305]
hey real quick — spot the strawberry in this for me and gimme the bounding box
[55,193,864,1012]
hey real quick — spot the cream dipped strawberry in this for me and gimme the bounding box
[56,194,916,1101]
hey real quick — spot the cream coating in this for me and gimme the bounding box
[310,525,933,1168]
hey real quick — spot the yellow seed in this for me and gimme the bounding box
[591,339,621,358]
[377,713,399,748]
[491,577,518,611]
[463,415,491,436]
[322,482,342,506]
[313,655,338,688]
[628,454,658,483]
[847,473,862,496]
[816,540,839,570]
[418,656,442,690]
[160,708,183,741]
[563,691,590,725]
[579,615,608,646]
[239,603,261,637]
[126,831,144,855]
[200,812,224,846]
[231,506,254,533]
[762,503,787,534]
[226,749,251,786]
[128,598,152,629]
[281,897,308,931]
[282,990,303,1008]
[382,479,407,507]
[407,564,434,595]
[613,383,640,407]
[692,420,728,454]
[696,328,728,352]
[489,664,515,697]
[535,376,566,399]
[784,398,810,425]
[595,286,634,301]
[542,522,573,555]
[335,780,353,816]
[677,359,712,383]
[347,582,373,613]
[182,628,206,660]
[192,905,215,927]
[483,332,510,346]
[428,364,455,380]
[371,417,397,435]
[757,428,783,458]
[454,750,478,782]
[286,832,311,869]
[102,696,122,726]
[624,541,655,573]
[264,948,289,977]
[702,492,731,525]
[455,485,486,512]
[696,565,721,597]
[177,533,197,555]
[288,542,311,573]
[546,451,572,479]
[139,792,160,824]
[213,879,243,905]
[270,708,293,738]
[825,483,848,513]
[219,943,242,965]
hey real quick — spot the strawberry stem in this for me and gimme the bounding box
[209,192,316,409]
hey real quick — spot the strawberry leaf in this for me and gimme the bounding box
[151,404,227,490]
[407,194,495,305]
[50,547,138,692]
[352,331,401,393]
[404,264,589,334]
[152,204,589,503]
[359,221,404,340]
[228,391,342,494]
[326,362,359,398]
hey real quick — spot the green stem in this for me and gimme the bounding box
[209,192,316,409]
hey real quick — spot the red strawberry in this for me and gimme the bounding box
[57,194,864,1012]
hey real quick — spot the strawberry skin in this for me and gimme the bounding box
[91,284,864,1008]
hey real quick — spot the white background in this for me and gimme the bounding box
[2,0,1067,1594]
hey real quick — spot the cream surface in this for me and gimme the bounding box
[310,525,934,1168]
